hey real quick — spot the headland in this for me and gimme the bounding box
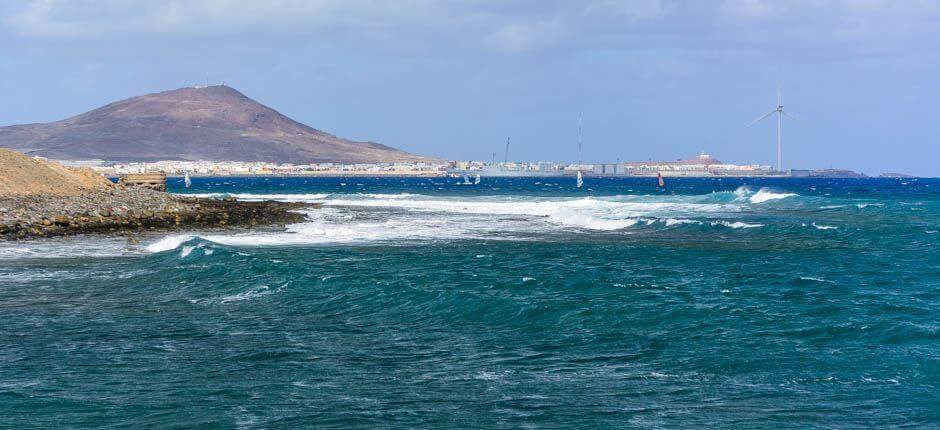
[0,149,306,240]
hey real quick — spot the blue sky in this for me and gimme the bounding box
[1,1,939,175]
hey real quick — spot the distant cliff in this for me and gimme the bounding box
[0,85,424,164]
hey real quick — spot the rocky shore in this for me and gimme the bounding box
[0,187,308,240]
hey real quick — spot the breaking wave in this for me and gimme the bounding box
[182,192,329,202]
[733,186,798,204]
[143,191,783,252]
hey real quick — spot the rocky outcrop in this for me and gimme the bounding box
[0,188,308,240]
[0,148,312,240]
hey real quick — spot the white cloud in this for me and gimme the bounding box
[4,0,940,56]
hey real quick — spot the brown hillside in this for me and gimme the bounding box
[0,148,113,197]
[0,85,426,164]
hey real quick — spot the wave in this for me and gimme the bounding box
[729,185,799,204]
[324,195,733,216]
[665,218,698,226]
[712,221,763,229]
[143,217,772,255]
[147,234,196,253]
[189,283,288,305]
[137,191,790,252]
[747,188,798,204]
[143,208,491,253]
[0,237,149,260]
[799,276,835,284]
[357,193,426,200]
[322,195,752,233]
[180,193,329,201]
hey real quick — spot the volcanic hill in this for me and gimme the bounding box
[0,85,423,164]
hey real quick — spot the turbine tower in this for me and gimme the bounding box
[749,86,797,171]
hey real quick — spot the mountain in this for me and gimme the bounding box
[0,85,425,164]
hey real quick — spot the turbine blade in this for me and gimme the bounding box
[782,110,798,121]
[748,110,776,127]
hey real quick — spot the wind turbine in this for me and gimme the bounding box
[749,86,797,172]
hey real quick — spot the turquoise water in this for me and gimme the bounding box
[1,177,938,428]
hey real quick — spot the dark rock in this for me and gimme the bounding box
[1,187,308,240]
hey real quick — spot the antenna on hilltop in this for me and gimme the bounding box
[504,137,510,163]
[749,84,798,171]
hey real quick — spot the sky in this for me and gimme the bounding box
[1,0,939,175]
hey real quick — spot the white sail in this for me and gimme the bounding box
[463,175,471,184]
[184,172,191,188]
[474,174,481,185]
[576,171,583,189]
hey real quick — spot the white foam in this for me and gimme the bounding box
[812,223,838,230]
[733,185,751,198]
[713,221,763,229]
[180,193,329,202]
[0,237,148,260]
[323,195,735,232]
[127,192,778,252]
[218,286,272,303]
[147,234,195,253]
[800,276,835,283]
[190,285,272,304]
[0,246,35,258]
[749,188,797,204]
[358,193,424,200]
[665,218,698,226]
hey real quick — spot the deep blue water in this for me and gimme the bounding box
[1,177,938,428]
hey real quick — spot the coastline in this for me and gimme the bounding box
[143,171,879,179]
[0,187,308,241]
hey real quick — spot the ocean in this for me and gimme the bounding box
[1,177,938,428]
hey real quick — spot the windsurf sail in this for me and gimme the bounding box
[474,174,481,185]
[184,172,191,188]
[577,171,584,189]
[657,172,665,188]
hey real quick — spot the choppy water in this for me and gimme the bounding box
[1,177,938,428]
